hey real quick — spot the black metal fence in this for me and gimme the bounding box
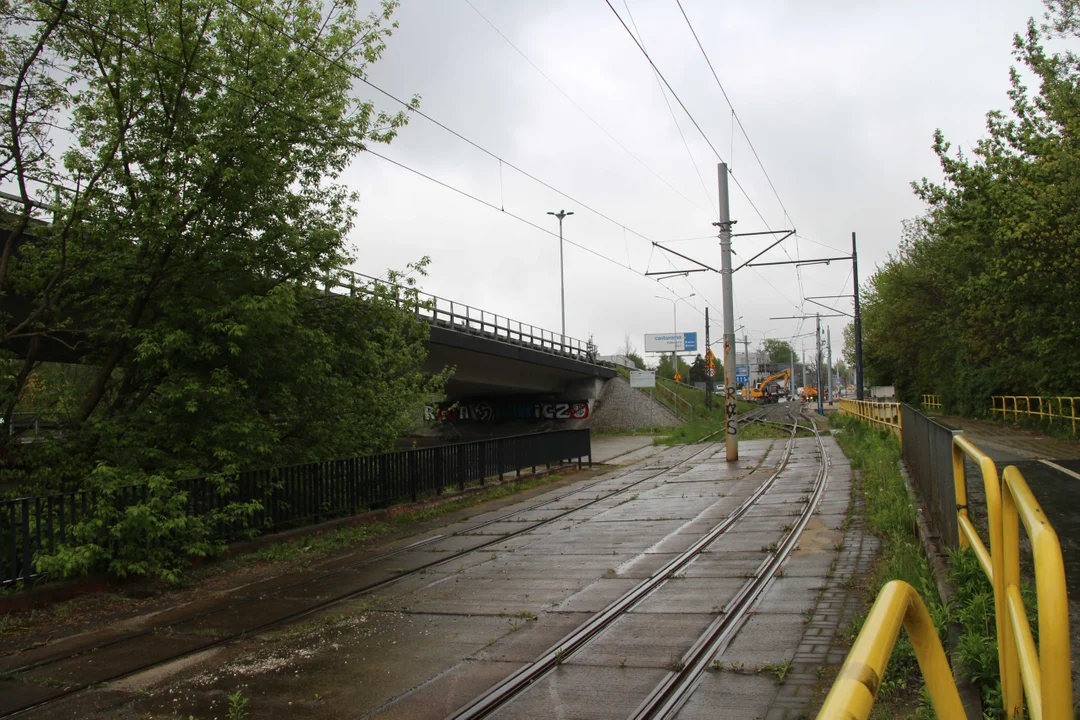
[900,404,960,547]
[0,429,591,587]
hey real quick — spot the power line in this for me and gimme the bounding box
[673,0,794,228]
[367,149,644,276]
[39,1,670,292]
[620,0,715,214]
[462,0,708,213]
[220,0,692,267]
[602,0,783,238]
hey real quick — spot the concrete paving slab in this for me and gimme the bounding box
[613,552,680,578]
[553,579,643,613]
[703,530,785,553]
[675,670,781,720]
[0,679,67,716]
[630,577,747,614]
[487,665,671,720]
[590,497,713,522]
[372,659,525,720]
[753,576,825,614]
[127,612,512,720]
[475,613,590,662]
[20,632,207,686]
[716,612,806,667]
[169,595,315,635]
[568,612,715,668]
[392,577,588,615]
[591,435,663,464]
[684,552,768,578]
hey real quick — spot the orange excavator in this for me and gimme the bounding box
[745,368,791,404]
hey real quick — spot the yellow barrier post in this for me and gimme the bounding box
[952,435,1022,716]
[1001,466,1073,719]
[817,581,965,720]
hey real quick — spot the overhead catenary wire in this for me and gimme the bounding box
[601,0,774,231]
[620,0,716,215]
[49,0,692,287]
[35,1,678,295]
[462,0,709,214]
[367,150,642,276]
[673,0,794,229]
[220,0,701,269]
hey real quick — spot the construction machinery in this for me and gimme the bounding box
[744,368,791,403]
[800,385,819,402]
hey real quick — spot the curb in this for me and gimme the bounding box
[0,463,580,614]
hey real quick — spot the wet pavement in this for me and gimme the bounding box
[590,435,662,464]
[1,412,872,720]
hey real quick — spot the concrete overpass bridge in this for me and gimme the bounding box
[325,270,615,404]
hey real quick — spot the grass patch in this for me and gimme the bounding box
[832,412,1046,718]
[829,413,945,714]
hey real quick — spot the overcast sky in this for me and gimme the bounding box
[344,0,1045,367]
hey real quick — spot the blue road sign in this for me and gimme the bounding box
[683,332,697,352]
[736,364,749,384]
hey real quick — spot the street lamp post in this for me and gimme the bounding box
[654,293,695,379]
[547,210,574,341]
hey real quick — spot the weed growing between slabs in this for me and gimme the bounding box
[830,413,946,716]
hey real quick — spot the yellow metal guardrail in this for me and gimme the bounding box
[821,415,1072,719]
[838,399,902,439]
[818,580,965,719]
[922,394,942,409]
[991,395,1080,435]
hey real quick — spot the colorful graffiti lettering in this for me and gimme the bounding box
[425,400,590,422]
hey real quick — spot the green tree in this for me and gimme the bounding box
[859,2,1080,412]
[763,339,796,365]
[688,354,706,383]
[0,0,448,576]
[656,354,690,381]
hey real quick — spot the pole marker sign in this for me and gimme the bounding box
[644,332,698,353]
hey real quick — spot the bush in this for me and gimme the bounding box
[35,465,258,584]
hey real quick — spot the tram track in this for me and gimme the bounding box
[444,403,826,720]
[0,408,770,718]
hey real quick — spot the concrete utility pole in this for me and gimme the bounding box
[801,341,806,390]
[790,345,796,399]
[742,335,750,391]
[816,314,824,415]
[714,163,738,461]
[547,210,574,341]
[705,307,712,408]
[827,326,833,403]
[852,231,864,401]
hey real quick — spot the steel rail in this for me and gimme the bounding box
[628,409,829,719]
[1,421,761,718]
[446,405,803,720]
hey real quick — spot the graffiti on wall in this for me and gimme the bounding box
[425,400,590,423]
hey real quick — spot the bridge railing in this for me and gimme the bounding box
[921,394,941,410]
[991,395,1080,435]
[821,412,1072,718]
[325,268,600,365]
